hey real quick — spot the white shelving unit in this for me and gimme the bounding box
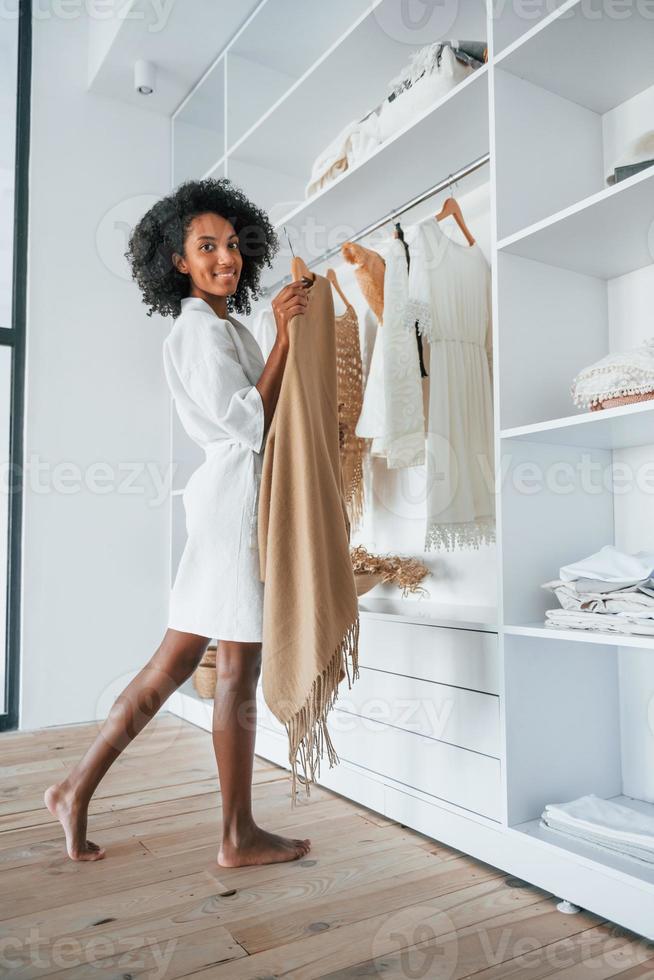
[167,0,654,941]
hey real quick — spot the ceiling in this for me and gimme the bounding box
[87,0,263,117]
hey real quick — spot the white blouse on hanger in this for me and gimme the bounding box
[355,236,425,469]
[406,218,495,551]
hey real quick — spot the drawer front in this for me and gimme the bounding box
[329,710,502,821]
[358,617,499,694]
[337,666,500,757]
[256,690,502,821]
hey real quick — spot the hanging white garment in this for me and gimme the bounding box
[354,237,425,468]
[359,307,378,386]
[406,218,494,551]
[355,317,386,457]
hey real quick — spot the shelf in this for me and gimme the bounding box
[226,0,488,230]
[505,623,654,652]
[358,596,497,633]
[494,0,654,114]
[225,0,372,149]
[512,796,654,889]
[257,67,490,288]
[500,399,654,450]
[228,0,371,81]
[497,166,654,279]
[492,0,567,60]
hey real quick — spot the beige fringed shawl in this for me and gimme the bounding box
[257,273,360,806]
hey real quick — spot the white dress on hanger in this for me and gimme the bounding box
[163,296,267,641]
[355,237,425,468]
[355,314,386,455]
[406,218,495,551]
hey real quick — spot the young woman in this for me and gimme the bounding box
[44,178,313,867]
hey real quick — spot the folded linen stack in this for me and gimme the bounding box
[304,40,486,199]
[542,544,654,636]
[541,794,654,864]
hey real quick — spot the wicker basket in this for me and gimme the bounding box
[590,389,654,411]
[193,644,217,699]
[354,571,384,596]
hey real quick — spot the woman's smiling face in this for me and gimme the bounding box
[173,211,243,301]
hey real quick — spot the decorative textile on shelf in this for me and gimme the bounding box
[571,338,654,410]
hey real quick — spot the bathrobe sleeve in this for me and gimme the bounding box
[184,341,265,453]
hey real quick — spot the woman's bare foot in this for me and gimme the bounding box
[218,823,311,868]
[44,782,106,861]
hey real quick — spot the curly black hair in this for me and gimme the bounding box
[125,177,279,319]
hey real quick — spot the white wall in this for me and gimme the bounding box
[21,10,171,729]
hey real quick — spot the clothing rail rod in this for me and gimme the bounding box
[260,152,490,297]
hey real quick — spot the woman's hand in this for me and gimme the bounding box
[271,279,310,345]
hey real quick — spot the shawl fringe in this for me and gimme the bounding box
[425,517,496,552]
[287,616,360,807]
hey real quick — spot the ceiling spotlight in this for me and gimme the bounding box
[134,59,156,96]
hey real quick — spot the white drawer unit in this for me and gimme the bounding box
[255,616,502,821]
[329,709,502,822]
[336,665,500,757]
[357,616,499,696]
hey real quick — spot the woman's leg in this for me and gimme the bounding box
[213,640,311,867]
[44,628,210,861]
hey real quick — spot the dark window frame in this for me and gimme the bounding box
[1,0,31,731]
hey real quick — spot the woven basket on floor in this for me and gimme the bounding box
[193,644,217,699]
[590,389,654,411]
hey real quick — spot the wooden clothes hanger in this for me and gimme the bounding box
[291,255,316,283]
[284,226,316,285]
[434,178,476,246]
[325,267,352,311]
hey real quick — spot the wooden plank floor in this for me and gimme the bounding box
[1,712,652,979]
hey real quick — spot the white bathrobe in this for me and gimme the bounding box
[163,296,267,641]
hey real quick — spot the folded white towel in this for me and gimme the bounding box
[542,579,654,616]
[542,795,654,852]
[542,821,654,864]
[574,576,654,595]
[544,609,654,635]
[305,112,382,199]
[559,544,654,584]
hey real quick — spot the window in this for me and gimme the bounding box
[0,1,30,730]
